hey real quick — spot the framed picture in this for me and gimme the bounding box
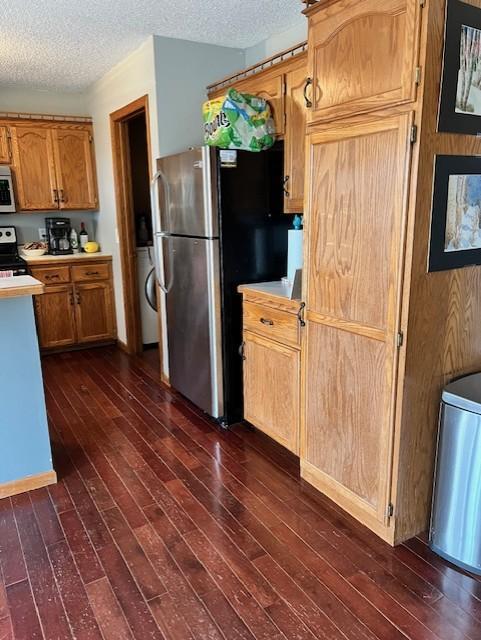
[429,155,481,271]
[438,0,481,135]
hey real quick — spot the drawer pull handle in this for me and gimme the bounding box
[45,274,60,280]
[85,271,100,276]
[304,77,313,108]
[260,318,274,326]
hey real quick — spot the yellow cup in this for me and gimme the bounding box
[84,241,99,253]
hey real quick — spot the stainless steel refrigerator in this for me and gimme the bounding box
[151,142,293,426]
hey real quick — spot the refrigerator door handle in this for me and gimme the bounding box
[151,168,172,236]
[151,168,174,294]
[144,267,157,311]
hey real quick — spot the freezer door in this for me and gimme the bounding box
[156,147,218,238]
[163,235,223,418]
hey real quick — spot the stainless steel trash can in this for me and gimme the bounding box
[430,372,481,574]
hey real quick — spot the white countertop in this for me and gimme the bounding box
[0,275,44,299]
[22,251,112,264]
[239,280,297,301]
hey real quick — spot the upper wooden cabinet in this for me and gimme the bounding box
[52,128,98,210]
[305,0,421,124]
[284,54,308,213]
[8,120,98,212]
[208,50,309,213]
[10,125,58,211]
[235,71,285,136]
[0,126,11,163]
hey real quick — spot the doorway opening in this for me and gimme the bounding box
[110,95,161,362]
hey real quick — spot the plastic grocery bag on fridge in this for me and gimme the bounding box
[203,88,275,152]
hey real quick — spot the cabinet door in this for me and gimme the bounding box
[52,128,98,210]
[35,285,76,348]
[307,0,420,123]
[74,282,116,343]
[10,126,58,210]
[243,332,299,454]
[284,56,308,213]
[236,72,285,135]
[302,114,412,532]
[0,127,11,163]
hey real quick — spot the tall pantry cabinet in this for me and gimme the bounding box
[301,0,481,544]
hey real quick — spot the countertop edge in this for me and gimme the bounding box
[0,280,45,299]
[238,281,301,312]
[24,252,112,265]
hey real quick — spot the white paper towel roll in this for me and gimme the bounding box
[287,229,303,283]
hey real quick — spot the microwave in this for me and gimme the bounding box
[0,166,16,213]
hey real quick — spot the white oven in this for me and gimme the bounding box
[0,166,16,213]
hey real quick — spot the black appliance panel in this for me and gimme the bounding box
[217,141,293,424]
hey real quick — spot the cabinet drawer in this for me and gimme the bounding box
[30,265,70,284]
[243,301,299,346]
[71,262,110,282]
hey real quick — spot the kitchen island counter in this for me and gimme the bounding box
[0,275,45,299]
[0,276,56,498]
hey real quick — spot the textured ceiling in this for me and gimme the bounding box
[0,0,304,91]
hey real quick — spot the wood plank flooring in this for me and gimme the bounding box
[1,346,480,639]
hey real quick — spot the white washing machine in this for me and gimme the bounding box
[136,246,158,345]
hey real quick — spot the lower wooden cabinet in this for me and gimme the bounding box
[30,258,116,350]
[74,282,116,343]
[239,284,303,455]
[243,331,300,454]
[34,284,76,349]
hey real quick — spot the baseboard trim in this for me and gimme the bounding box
[0,470,57,499]
[116,339,129,354]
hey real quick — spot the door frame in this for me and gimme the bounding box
[110,95,153,355]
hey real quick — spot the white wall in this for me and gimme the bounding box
[0,86,88,116]
[244,18,307,67]
[85,37,159,345]
[153,35,244,157]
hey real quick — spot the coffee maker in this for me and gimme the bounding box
[46,217,72,255]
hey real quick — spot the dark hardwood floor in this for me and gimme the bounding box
[1,346,480,639]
